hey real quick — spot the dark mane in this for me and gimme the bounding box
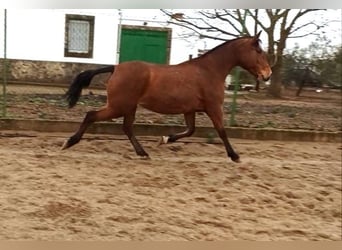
[198,35,260,59]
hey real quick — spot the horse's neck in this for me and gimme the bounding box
[196,42,238,81]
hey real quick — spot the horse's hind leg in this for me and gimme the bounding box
[62,107,116,150]
[122,109,149,158]
[161,112,196,144]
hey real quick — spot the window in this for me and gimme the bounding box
[64,14,95,58]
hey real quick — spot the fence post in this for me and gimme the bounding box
[229,68,240,126]
[228,18,247,127]
[116,9,122,64]
[2,9,7,117]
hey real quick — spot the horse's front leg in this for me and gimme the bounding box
[159,112,196,144]
[206,108,240,163]
[123,111,149,158]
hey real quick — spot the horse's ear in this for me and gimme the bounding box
[255,31,262,39]
[252,31,262,52]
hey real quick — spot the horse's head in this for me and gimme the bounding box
[235,31,272,81]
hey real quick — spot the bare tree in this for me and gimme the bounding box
[161,9,336,97]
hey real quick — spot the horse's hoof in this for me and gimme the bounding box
[230,155,241,163]
[61,140,69,150]
[157,136,169,146]
[141,155,151,160]
[233,158,241,163]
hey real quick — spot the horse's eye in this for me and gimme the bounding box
[256,47,262,54]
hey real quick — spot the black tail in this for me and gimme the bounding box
[65,65,115,108]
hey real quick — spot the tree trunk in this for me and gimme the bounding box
[267,60,283,98]
[267,26,287,98]
[296,67,310,97]
[296,80,305,97]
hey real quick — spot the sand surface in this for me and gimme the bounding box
[0,131,341,240]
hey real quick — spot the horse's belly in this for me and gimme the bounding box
[139,95,202,114]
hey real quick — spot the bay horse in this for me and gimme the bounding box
[62,31,272,162]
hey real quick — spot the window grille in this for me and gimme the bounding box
[65,14,94,58]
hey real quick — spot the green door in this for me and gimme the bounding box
[119,27,169,64]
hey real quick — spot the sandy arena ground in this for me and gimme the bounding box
[0,131,341,240]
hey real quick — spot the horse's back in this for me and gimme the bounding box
[110,60,205,91]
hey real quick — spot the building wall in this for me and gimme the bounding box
[0,9,118,65]
[0,9,198,65]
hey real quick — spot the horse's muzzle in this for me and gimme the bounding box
[259,70,272,82]
[257,74,271,82]
[262,76,271,81]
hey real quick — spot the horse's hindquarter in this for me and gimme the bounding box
[106,62,151,109]
[138,64,212,114]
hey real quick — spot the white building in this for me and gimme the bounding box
[0,9,204,65]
